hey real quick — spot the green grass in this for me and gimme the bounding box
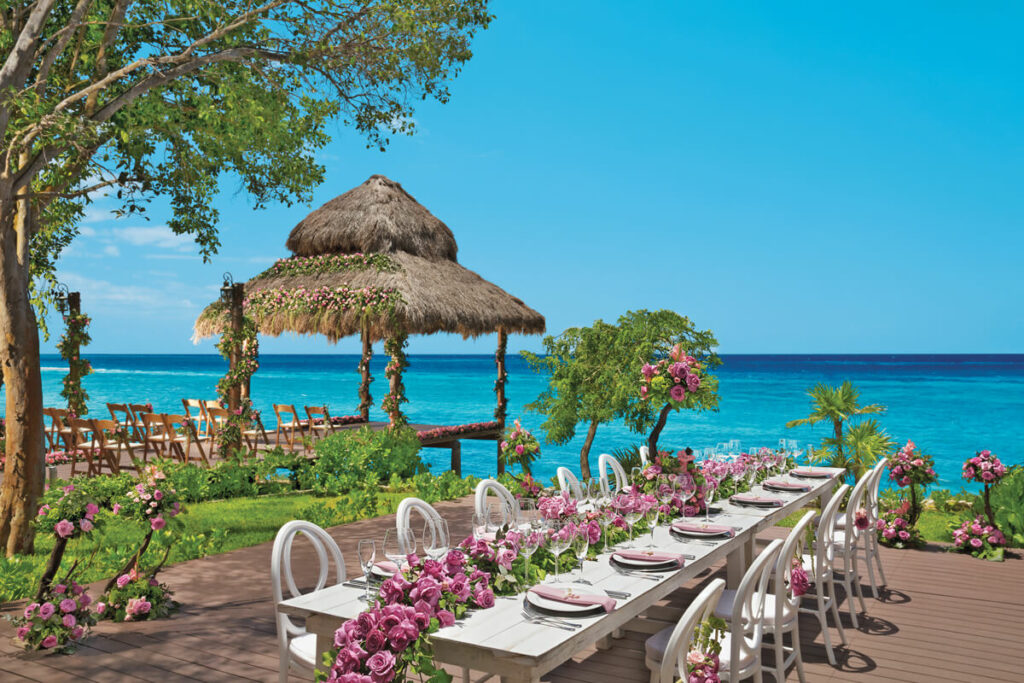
[773,505,961,544]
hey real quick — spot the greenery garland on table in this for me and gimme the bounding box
[382,332,410,427]
[57,312,92,416]
[252,253,397,280]
[215,316,260,454]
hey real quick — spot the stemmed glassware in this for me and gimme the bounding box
[520,526,542,585]
[486,501,507,533]
[357,539,376,602]
[678,473,696,509]
[517,499,538,531]
[547,519,572,583]
[383,528,413,572]
[422,519,450,561]
[586,478,602,508]
[621,496,643,547]
[703,476,718,523]
[570,526,590,584]
[644,498,661,548]
[597,493,615,554]
[472,511,488,540]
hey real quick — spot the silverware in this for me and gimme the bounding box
[520,610,580,630]
[604,589,631,599]
[611,566,660,581]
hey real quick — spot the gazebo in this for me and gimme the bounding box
[194,174,545,474]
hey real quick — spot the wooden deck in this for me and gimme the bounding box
[1,495,1021,682]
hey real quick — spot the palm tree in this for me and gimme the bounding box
[840,419,895,481]
[786,381,886,466]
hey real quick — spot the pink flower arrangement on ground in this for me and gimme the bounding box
[876,500,922,549]
[952,515,1006,561]
[99,567,178,622]
[887,440,937,488]
[13,581,96,652]
[686,649,721,683]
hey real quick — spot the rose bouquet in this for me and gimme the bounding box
[630,449,707,516]
[319,551,493,683]
[639,345,705,407]
[499,418,540,475]
[951,515,1006,562]
[509,472,543,502]
[876,500,922,549]
[686,615,727,683]
[886,440,937,529]
[963,449,1007,529]
[538,490,579,520]
[34,484,103,601]
[459,531,527,594]
[11,580,96,652]
[98,567,178,622]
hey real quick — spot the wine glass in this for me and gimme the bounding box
[547,519,572,583]
[383,528,412,572]
[472,511,488,540]
[586,478,602,507]
[517,499,538,532]
[486,501,507,532]
[520,528,542,585]
[357,539,376,602]
[622,496,643,548]
[570,526,590,584]
[703,477,718,523]
[644,498,661,548]
[423,518,449,561]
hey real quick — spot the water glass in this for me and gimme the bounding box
[517,499,538,531]
[486,501,507,532]
[644,501,660,548]
[472,511,488,540]
[383,528,412,568]
[520,529,542,584]
[704,479,717,523]
[586,478,602,505]
[357,539,376,602]
[547,520,572,583]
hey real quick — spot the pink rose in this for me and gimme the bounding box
[96,602,106,615]
[669,384,687,402]
[38,602,56,620]
[150,516,166,531]
[53,584,66,594]
[116,574,132,589]
[436,609,456,627]
[41,635,58,649]
[54,519,75,538]
[63,614,77,628]
[16,626,29,640]
[59,598,77,613]
[70,626,84,640]
[366,650,396,682]
[112,503,121,514]
[80,518,93,532]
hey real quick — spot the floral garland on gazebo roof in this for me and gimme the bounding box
[252,252,397,280]
[243,285,401,318]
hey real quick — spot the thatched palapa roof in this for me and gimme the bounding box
[194,175,544,342]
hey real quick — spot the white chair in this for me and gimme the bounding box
[474,478,519,526]
[765,511,815,683]
[859,461,888,598]
[597,453,629,497]
[639,445,650,466]
[800,484,849,666]
[271,521,345,683]
[556,466,583,500]
[833,475,870,628]
[396,496,445,554]
[644,578,727,683]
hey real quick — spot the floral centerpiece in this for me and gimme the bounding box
[11,580,96,652]
[34,484,103,599]
[631,449,707,516]
[318,551,493,683]
[499,418,540,475]
[99,568,177,622]
[876,499,922,549]
[962,449,1007,529]
[639,345,704,406]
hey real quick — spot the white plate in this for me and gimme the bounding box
[371,564,396,579]
[610,551,678,568]
[526,583,605,614]
[789,469,832,479]
[671,525,732,538]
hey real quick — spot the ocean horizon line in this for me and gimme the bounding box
[39,352,1024,359]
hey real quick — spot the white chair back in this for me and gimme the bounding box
[639,445,650,466]
[271,521,345,677]
[396,496,444,554]
[474,478,519,526]
[843,473,871,548]
[816,484,849,576]
[729,538,783,673]
[775,511,815,627]
[656,578,726,683]
[866,459,887,521]
[597,453,629,496]
[556,466,583,499]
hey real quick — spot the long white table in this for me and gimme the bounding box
[278,467,843,682]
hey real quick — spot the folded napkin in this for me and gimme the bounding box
[529,585,617,612]
[374,561,400,574]
[612,549,686,568]
[731,493,784,507]
[763,479,811,492]
[790,468,831,478]
[672,521,735,537]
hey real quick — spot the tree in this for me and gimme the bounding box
[522,320,622,480]
[838,418,894,482]
[785,381,885,469]
[617,310,720,455]
[0,0,491,555]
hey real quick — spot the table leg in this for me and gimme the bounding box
[726,542,746,588]
[308,614,337,676]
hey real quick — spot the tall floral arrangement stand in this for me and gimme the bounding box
[194,175,544,472]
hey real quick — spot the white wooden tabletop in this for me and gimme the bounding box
[278,467,843,682]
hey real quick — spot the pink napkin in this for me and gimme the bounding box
[731,493,784,507]
[374,561,399,574]
[613,549,686,568]
[790,468,832,478]
[529,585,617,612]
[764,479,811,492]
[672,521,734,537]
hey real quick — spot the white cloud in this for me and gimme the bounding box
[103,245,120,257]
[79,225,97,237]
[112,225,193,252]
[60,272,200,311]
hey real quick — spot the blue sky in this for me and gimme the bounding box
[44,1,1024,356]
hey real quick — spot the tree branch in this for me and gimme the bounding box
[0,0,57,140]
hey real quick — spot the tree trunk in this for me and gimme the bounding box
[494,328,507,476]
[227,283,243,412]
[647,404,673,458]
[104,527,154,593]
[65,292,81,414]
[579,420,598,480]
[0,189,46,556]
[358,323,372,421]
[983,483,996,529]
[35,536,68,600]
[834,419,844,464]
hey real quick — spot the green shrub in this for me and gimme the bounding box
[162,462,212,502]
[309,426,426,496]
[976,465,1024,547]
[208,461,258,499]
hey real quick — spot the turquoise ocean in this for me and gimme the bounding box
[23,354,1024,490]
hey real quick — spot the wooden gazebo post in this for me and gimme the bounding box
[222,279,245,413]
[64,291,82,414]
[494,327,508,475]
[358,321,373,421]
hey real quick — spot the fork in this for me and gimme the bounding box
[520,610,580,630]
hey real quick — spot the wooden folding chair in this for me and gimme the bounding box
[163,413,212,467]
[89,419,143,475]
[42,408,63,452]
[304,405,336,442]
[205,406,231,458]
[107,403,140,440]
[272,404,308,452]
[129,404,154,437]
[65,418,102,477]
[138,412,171,460]
[243,412,271,452]
[182,399,210,437]
[46,407,89,455]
